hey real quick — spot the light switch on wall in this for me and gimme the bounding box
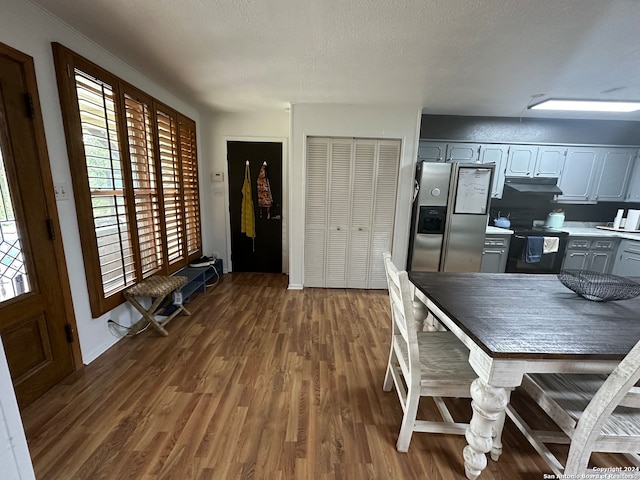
[54,183,69,200]
[211,172,224,182]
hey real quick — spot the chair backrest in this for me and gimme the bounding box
[382,252,420,375]
[566,335,640,472]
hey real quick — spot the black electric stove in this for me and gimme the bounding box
[502,211,569,274]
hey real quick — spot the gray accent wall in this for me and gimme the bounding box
[420,115,640,146]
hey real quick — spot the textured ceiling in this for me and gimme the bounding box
[29,0,640,120]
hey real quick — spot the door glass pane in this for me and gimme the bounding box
[0,147,31,301]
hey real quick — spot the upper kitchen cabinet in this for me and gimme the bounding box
[535,146,566,177]
[505,145,564,178]
[556,146,637,203]
[445,143,480,162]
[417,141,447,162]
[593,148,636,202]
[626,157,640,202]
[556,147,600,203]
[505,145,539,176]
[479,144,508,198]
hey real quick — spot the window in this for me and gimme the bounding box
[52,43,202,317]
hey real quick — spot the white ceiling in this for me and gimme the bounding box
[29,0,640,120]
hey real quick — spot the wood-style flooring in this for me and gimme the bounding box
[21,273,627,479]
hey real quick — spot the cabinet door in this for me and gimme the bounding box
[590,251,613,274]
[481,249,505,273]
[562,250,590,270]
[557,148,599,203]
[626,158,640,202]
[479,145,508,198]
[325,139,353,287]
[593,148,636,202]
[613,240,640,277]
[418,141,446,162]
[348,140,375,288]
[535,147,566,177]
[506,145,539,177]
[369,140,400,289]
[445,143,480,163]
[304,137,330,287]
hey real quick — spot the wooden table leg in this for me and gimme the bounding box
[463,379,509,480]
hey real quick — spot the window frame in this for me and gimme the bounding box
[52,43,202,317]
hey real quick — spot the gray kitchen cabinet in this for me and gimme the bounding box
[562,237,618,274]
[505,145,539,177]
[445,143,480,163]
[479,144,508,199]
[593,148,636,202]
[535,146,566,177]
[556,147,600,203]
[481,234,511,273]
[626,160,640,202]
[612,239,640,277]
[418,141,447,162]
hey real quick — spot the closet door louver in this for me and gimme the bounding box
[304,136,400,289]
[304,137,330,287]
[369,140,400,288]
[325,139,353,288]
[347,139,376,288]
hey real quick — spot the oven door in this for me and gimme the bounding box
[506,234,568,274]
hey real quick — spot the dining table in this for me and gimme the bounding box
[408,271,640,480]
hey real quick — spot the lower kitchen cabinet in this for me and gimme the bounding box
[562,237,618,274]
[612,239,640,277]
[481,234,510,273]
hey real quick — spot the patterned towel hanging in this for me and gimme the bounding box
[257,161,273,219]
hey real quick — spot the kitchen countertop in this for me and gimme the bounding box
[484,222,640,241]
[485,225,514,235]
[559,223,640,241]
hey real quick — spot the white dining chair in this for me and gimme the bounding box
[382,252,478,451]
[506,338,640,477]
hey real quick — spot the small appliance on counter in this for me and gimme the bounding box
[545,209,565,229]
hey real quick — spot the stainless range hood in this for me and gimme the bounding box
[504,177,563,195]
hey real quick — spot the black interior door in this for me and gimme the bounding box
[227,141,282,273]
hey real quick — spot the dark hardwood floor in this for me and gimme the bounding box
[20,273,626,479]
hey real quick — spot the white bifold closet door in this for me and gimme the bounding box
[304,136,400,289]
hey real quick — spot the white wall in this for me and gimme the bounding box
[1,0,203,364]
[200,110,290,272]
[0,338,35,480]
[289,104,422,289]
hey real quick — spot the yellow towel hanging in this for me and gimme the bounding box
[241,161,256,251]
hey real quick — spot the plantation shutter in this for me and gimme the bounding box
[156,109,185,268]
[75,70,136,296]
[124,93,163,278]
[178,115,201,257]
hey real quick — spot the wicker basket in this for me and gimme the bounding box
[557,270,640,302]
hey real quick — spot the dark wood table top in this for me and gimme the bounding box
[408,272,640,361]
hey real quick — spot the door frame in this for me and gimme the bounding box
[0,43,81,369]
[223,136,289,273]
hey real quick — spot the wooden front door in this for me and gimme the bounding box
[0,43,76,408]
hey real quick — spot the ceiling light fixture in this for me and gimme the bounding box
[529,99,640,113]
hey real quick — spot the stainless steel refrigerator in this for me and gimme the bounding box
[407,161,494,272]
